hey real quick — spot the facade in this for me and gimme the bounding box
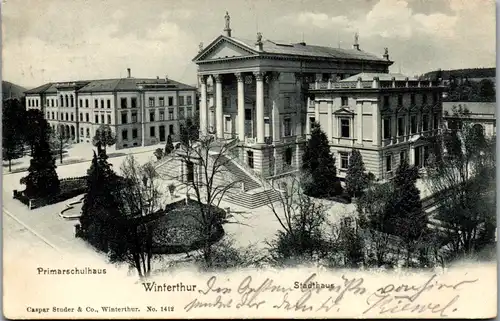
[442,101,496,137]
[308,73,444,180]
[194,13,394,179]
[24,70,197,149]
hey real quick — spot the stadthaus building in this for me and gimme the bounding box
[194,12,443,180]
[24,69,197,149]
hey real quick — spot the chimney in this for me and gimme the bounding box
[224,11,232,37]
[255,32,263,51]
[165,75,169,82]
[353,32,360,50]
[127,68,131,78]
[157,76,159,80]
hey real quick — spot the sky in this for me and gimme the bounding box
[2,0,496,88]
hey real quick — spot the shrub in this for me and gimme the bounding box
[154,148,164,160]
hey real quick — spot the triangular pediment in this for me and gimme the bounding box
[334,107,354,115]
[193,36,257,62]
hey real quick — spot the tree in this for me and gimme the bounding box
[302,121,339,197]
[387,160,427,266]
[24,109,48,156]
[478,79,495,102]
[426,106,494,260]
[164,134,174,155]
[154,148,164,161]
[162,136,241,268]
[92,124,116,154]
[2,99,25,171]
[337,219,365,267]
[20,125,60,198]
[180,115,200,146]
[345,149,369,197]
[50,126,72,164]
[264,176,330,264]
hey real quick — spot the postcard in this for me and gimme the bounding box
[2,0,497,318]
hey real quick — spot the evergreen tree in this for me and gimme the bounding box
[92,124,116,154]
[20,126,60,198]
[387,159,427,265]
[25,109,47,156]
[2,99,25,171]
[165,134,174,155]
[80,150,123,252]
[301,121,338,197]
[345,149,368,197]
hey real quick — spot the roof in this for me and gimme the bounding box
[442,102,496,116]
[24,77,196,95]
[232,37,389,62]
[340,72,415,82]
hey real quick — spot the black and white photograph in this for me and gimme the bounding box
[1,0,497,318]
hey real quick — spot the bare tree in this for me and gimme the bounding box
[161,135,243,268]
[50,126,72,164]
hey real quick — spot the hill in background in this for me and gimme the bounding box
[3,81,27,100]
[422,67,496,81]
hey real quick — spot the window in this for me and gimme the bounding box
[179,108,185,120]
[121,113,128,124]
[187,96,192,105]
[397,117,405,136]
[132,129,138,139]
[169,124,174,134]
[95,115,99,123]
[383,96,390,108]
[149,97,155,107]
[101,115,104,124]
[284,118,292,136]
[383,118,391,139]
[107,115,111,124]
[86,128,90,137]
[80,128,84,136]
[107,100,111,109]
[168,97,174,106]
[397,94,403,106]
[149,111,155,122]
[60,95,64,107]
[245,109,252,121]
[80,113,83,121]
[79,99,83,108]
[340,152,349,169]
[309,117,315,127]
[70,96,74,107]
[85,99,89,108]
[285,148,293,166]
[101,100,104,109]
[122,129,128,140]
[121,98,127,108]
[284,97,291,109]
[179,96,185,106]
[247,151,254,168]
[341,96,348,106]
[65,113,69,121]
[132,112,137,123]
[411,115,417,134]
[52,112,55,119]
[433,114,439,129]
[168,108,174,120]
[131,97,137,108]
[410,94,416,105]
[187,107,192,117]
[159,110,165,121]
[159,97,165,107]
[400,150,407,163]
[86,113,89,122]
[47,112,50,119]
[340,118,350,138]
[386,154,392,172]
[150,126,155,137]
[224,116,231,132]
[95,99,98,108]
[422,114,429,131]
[422,94,427,105]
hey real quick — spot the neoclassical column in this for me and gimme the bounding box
[270,72,281,142]
[199,75,208,136]
[356,101,363,145]
[327,100,333,141]
[214,74,223,139]
[314,100,320,123]
[372,102,380,146]
[235,73,245,141]
[254,71,265,144]
[294,73,303,137]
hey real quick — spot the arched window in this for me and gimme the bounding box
[70,95,74,107]
[52,112,55,119]
[65,95,69,107]
[66,113,69,121]
[60,95,64,107]
[80,113,83,121]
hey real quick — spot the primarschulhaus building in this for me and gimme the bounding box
[24,69,197,149]
[193,12,443,180]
